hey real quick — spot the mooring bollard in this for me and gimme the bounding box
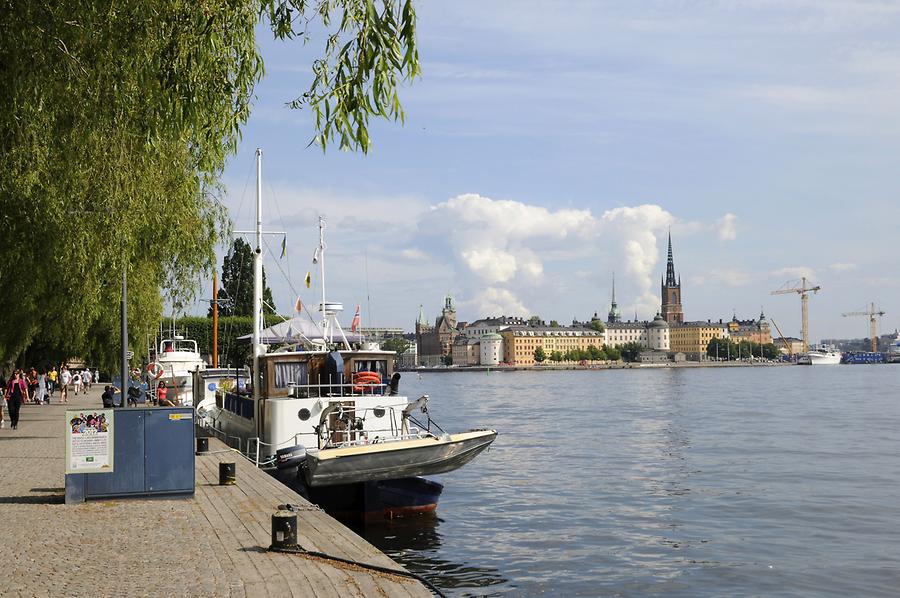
[219,462,236,485]
[196,437,209,454]
[271,506,298,550]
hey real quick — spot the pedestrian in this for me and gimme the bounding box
[0,374,6,428]
[94,369,99,385]
[4,370,28,429]
[36,369,47,405]
[72,370,82,396]
[47,366,58,397]
[59,366,71,403]
[27,368,38,404]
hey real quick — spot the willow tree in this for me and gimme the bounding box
[0,1,418,371]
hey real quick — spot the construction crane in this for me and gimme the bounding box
[842,302,885,352]
[769,317,793,356]
[771,277,820,353]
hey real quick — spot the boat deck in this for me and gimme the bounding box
[0,387,430,597]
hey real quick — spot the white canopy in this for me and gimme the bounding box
[237,317,364,345]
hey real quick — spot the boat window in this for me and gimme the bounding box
[275,362,308,388]
[354,359,387,377]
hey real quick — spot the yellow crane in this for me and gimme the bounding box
[771,277,820,353]
[842,303,885,352]
[769,317,793,356]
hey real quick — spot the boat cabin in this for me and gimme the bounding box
[259,349,395,399]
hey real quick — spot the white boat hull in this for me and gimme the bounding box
[303,429,498,487]
[798,352,842,365]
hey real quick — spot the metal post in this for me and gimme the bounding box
[212,270,219,368]
[121,267,128,408]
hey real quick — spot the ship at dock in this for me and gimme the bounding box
[197,149,497,522]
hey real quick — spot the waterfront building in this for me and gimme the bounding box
[397,340,418,369]
[465,315,527,337]
[660,231,684,324]
[451,336,481,366]
[480,333,503,366]
[415,295,461,367]
[500,325,605,366]
[726,310,772,345]
[669,321,727,360]
[604,313,670,351]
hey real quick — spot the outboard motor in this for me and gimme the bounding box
[324,350,344,396]
[388,372,401,396]
[275,445,307,470]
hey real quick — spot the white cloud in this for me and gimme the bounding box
[828,262,857,272]
[717,213,738,241]
[691,268,752,287]
[771,266,817,281]
[463,287,529,318]
[399,248,428,261]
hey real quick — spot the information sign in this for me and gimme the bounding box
[65,409,115,474]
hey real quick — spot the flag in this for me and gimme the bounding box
[294,296,302,313]
[312,246,320,264]
[280,235,287,259]
[351,305,360,333]
[304,271,311,288]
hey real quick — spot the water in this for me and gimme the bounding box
[357,366,900,596]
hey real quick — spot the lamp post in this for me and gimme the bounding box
[121,267,128,407]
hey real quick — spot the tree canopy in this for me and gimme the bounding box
[0,1,419,371]
[213,239,276,317]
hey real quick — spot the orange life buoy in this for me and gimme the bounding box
[352,371,382,393]
[146,362,164,380]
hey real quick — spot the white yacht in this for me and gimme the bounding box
[199,149,497,520]
[146,336,207,404]
[797,344,842,365]
[888,331,900,364]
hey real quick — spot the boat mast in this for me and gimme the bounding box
[253,148,263,405]
[318,216,327,342]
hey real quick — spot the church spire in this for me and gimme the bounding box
[665,229,677,287]
[607,272,621,323]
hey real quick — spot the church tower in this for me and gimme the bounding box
[660,231,684,324]
[607,273,621,323]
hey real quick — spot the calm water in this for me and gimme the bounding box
[356,366,900,597]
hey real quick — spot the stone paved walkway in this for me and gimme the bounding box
[0,387,430,597]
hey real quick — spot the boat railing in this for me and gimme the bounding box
[248,434,305,468]
[286,380,391,398]
[318,403,442,449]
[201,421,247,454]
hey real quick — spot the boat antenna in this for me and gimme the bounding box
[252,148,263,408]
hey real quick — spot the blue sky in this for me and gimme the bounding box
[211,1,900,342]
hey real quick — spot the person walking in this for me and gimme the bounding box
[36,369,47,405]
[0,374,6,428]
[47,366,57,397]
[72,370,82,396]
[27,368,38,404]
[5,370,28,429]
[59,366,71,403]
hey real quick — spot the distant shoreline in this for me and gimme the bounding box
[403,361,792,373]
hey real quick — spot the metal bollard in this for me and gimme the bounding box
[196,437,209,454]
[271,507,298,550]
[219,462,236,485]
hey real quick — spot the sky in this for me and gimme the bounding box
[206,1,900,343]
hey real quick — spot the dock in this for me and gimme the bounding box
[0,388,431,597]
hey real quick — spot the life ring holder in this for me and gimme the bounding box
[146,362,165,380]
[352,371,382,393]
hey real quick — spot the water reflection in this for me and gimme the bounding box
[354,515,510,594]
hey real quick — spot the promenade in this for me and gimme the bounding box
[0,387,430,598]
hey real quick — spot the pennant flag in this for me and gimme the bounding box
[280,235,287,259]
[351,305,361,333]
[294,296,302,313]
[304,271,312,288]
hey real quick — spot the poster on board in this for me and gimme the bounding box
[65,409,114,474]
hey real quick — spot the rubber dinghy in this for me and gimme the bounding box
[302,429,498,487]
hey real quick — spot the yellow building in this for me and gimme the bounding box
[500,326,605,365]
[669,321,727,359]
